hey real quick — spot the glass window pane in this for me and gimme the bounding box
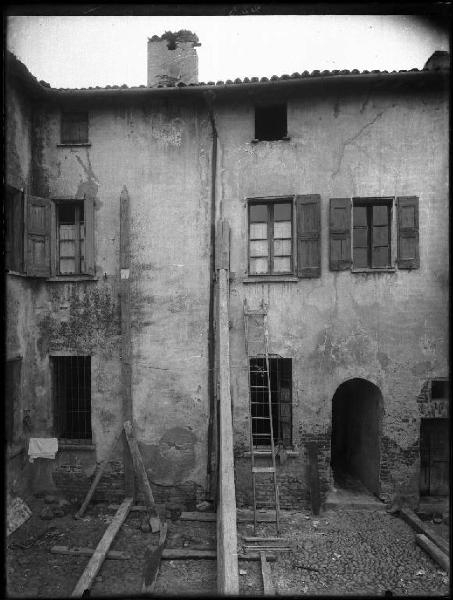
[59,241,76,257]
[373,205,389,226]
[353,227,368,248]
[250,223,268,240]
[353,205,367,226]
[60,258,76,274]
[274,221,291,238]
[274,203,291,221]
[353,247,368,268]
[250,204,268,222]
[273,257,291,272]
[274,239,291,255]
[59,224,76,240]
[250,257,269,274]
[250,240,268,257]
[373,226,389,246]
[372,246,389,268]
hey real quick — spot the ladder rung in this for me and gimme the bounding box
[250,386,269,389]
[252,417,271,420]
[252,467,276,473]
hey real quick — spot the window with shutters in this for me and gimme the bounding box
[255,104,287,141]
[60,112,89,144]
[56,201,86,274]
[5,185,24,273]
[248,200,293,275]
[353,199,392,269]
[250,357,292,447]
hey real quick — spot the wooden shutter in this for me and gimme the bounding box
[25,195,50,277]
[397,196,419,269]
[296,194,321,278]
[329,198,351,270]
[84,197,95,275]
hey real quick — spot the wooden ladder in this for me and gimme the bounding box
[243,299,280,535]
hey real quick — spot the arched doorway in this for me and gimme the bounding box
[331,378,382,495]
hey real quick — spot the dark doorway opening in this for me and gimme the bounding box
[331,378,382,495]
[420,418,449,496]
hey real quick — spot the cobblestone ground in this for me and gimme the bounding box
[238,509,449,596]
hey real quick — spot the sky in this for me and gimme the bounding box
[6,14,450,88]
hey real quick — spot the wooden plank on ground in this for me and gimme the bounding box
[243,536,285,542]
[245,545,293,552]
[416,534,450,573]
[160,549,277,561]
[71,497,133,597]
[123,420,160,532]
[400,508,449,556]
[260,552,276,596]
[75,428,123,519]
[142,521,167,593]
[51,546,130,560]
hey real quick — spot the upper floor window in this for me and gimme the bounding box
[61,112,89,144]
[353,199,392,269]
[57,201,85,275]
[249,200,293,275]
[255,104,287,141]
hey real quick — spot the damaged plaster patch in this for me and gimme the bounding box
[139,427,196,485]
[74,150,100,206]
[152,116,184,147]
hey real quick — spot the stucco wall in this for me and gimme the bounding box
[214,84,449,507]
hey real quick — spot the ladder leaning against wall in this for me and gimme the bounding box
[243,299,280,534]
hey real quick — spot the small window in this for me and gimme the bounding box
[5,185,24,273]
[249,358,292,447]
[431,380,449,400]
[5,358,22,443]
[255,104,287,141]
[353,199,391,269]
[249,200,293,275]
[56,201,85,274]
[61,112,89,144]
[52,356,92,440]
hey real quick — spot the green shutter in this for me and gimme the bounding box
[329,198,351,271]
[397,196,419,269]
[25,194,50,277]
[296,194,321,278]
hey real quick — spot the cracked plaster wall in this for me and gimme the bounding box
[215,84,449,506]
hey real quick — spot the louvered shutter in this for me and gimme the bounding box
[84,197,95,275]
[397,196,419,269]
[329,198,351,270]
[296,194,321,278]
[25,195,50,277]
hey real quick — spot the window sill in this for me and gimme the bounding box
[6,270,27,278]
[351,268,396,273]
[243,449,299,457]
[58,441,96,451]
[46,276,98,282]
[251,137,291,144]
[57,143,91,147]
[242,276,299,283]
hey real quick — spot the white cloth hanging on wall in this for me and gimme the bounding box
[28,438,58,462]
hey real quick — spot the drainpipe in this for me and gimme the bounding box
[205,91,218,504]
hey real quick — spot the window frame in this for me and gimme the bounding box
[248,196,295,277]
[54,199,85,276]
[60,111,89,145]
[351,196,397,272]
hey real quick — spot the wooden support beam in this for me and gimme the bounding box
[260,552,276,596]
[142,521,167,592]
[400,508,449,556]
[75,428,123,519]
[51,546,130,560]
[120,186,135,498]
[71,497,133,597]
[123,421,160,532]
[416,534,450,572]
[216,219,239,596]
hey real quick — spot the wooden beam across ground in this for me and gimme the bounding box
[243,537,285,543]
[160,549,277,561]
[400,508,449,556]
[51,546,130,560]
[71,497,134,597]
[260,552,276,596]
[416,534,450,573]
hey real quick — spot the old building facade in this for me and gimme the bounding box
[5,35,449,510]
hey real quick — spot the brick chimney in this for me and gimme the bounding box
[147,30,200,87]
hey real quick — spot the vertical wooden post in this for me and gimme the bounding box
[216,220,239,595]
[120,186,135,498]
